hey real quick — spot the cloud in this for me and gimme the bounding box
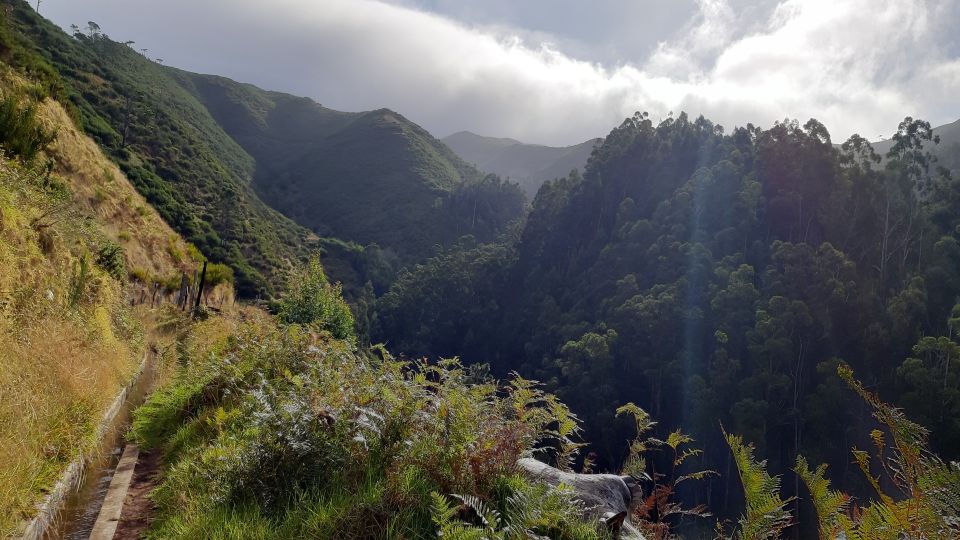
[46,0,960,145]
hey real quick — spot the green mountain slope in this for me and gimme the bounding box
[179,73,496,257]
[2,1,523,297]
[2,1,310,296]
[443,130,601,197]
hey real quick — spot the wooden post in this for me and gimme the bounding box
[177,273,188,310]
[194,261,208,310]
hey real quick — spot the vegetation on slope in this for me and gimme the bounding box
[0,53,212,535]
[0,143,143,535]
[133,260,959,538]
[373,111,960,521]
[1,2,526,296]
[130,262,607,539]
[181,74,523,258]
[1,0,314,296]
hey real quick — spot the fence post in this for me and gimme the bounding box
[194,261,208,311]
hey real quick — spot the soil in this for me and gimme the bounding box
[111,449,161,540]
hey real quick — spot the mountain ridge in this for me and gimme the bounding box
[443,130,601,197]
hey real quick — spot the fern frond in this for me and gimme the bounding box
[725,431,793,539]
[794,455,853,539]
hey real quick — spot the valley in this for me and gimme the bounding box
[1,0,959,538]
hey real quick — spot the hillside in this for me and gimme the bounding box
[1,1,523,297]
[443,131,601,197]
[0,64,200,534]
[178,74,513,257]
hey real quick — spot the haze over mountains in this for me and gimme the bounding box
[873,117,960,173]
[443,131,602,197]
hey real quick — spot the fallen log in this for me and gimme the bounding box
[517,458,646,540]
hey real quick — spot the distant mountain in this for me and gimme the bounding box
[443,131,601,197]
[872,117,960,173]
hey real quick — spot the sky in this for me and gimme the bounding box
[40,0,960,146]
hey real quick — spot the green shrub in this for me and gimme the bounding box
[95,241,125,280]
[204,263,234,287]
[277,256,355,341]
[0,93,56,162]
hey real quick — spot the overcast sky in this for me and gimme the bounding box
[40,0,960,145]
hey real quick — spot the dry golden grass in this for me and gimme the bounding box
[38,97,191,280]
[0,71,207,535]
[0,156,146,535]
[0,69,237,536]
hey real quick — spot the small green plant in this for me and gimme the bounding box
[92,186,107,205]
[431,482,604,540]
[95,241,125,280]
[616,403,715,539]
[277,256,355,341]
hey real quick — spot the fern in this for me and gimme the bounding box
[793,456,853,539]
[789,367,960,540]
[724,431,793,540]
[615,402,656,479]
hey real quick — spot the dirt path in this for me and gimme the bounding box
[110,449,161,539]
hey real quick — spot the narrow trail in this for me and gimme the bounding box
[108,449,161,540]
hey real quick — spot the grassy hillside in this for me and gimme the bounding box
[1,0,313,296]
[443,131,601,197]
[0,65,201,533]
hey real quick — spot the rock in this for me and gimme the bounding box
[517,457,646,540]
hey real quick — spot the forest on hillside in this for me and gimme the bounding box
[373,111,960,523]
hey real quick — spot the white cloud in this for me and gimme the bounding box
[45,0,960,144]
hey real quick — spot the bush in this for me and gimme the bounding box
[95,241,125,280]
[0,93,55,161]
[277,257,355,341]
[204,263,234,287]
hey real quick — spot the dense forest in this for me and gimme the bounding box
[374,111,960,523]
